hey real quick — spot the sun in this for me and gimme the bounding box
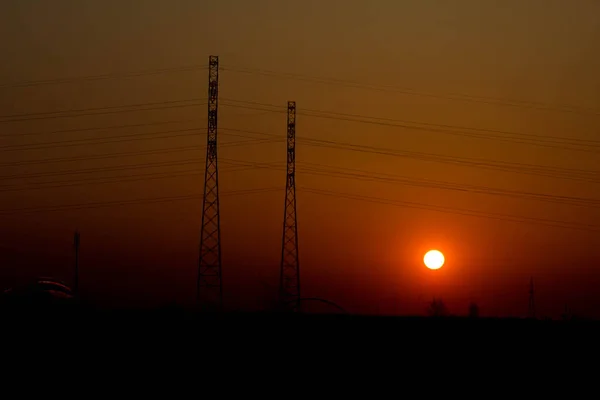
[424,250,445,270]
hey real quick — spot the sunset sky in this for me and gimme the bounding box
[1,0,600,318]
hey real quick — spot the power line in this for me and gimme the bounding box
[221,64,600,117]
[301,105,600,147]
[0,129,277,153]
[0,98,203,120]
[0,157,278,182]
[298,187,600,233]
[0,99,597,224]
[0,163,278,193]
[0,144,206,168]
[5,154,600,210]
[0,158,202,180]
[5,61,598,118]
[0,127,201,151]
[6,127,598,196]
[300,138,600,182]
[223,105,600,161]
[300,138,600,183]
[0,64,208,89]
[296,162,600,208]
[0,101,206,123]
[0,131,199,152]
[4,108,595,182]
[216,157,600,209]
[1,178,596,233]
[0,187,282,216]
[0,169,204,192]
[1,145,596,231]
[217,127,600,183]
[220,99,600,153]
[7,104,597,183]
[0,118,202,138]
[3,94,597,152]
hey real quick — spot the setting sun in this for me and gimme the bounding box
[424,250,445,270]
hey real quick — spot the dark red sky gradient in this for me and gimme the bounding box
[1,1,600,318]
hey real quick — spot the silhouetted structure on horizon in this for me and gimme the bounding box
[279,101,301,311]
[428,298,448,317]
[469,302,479,318]
[1,277,74,310]
[74,230,80,298]
[197,55,223,311]
[528,277,536,319]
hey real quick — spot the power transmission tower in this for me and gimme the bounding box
[528,277,535,319]
[197,55,223,311]
[279,101,300,311]
[73,230,80,298]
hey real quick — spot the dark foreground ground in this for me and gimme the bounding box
[2,301,598,380]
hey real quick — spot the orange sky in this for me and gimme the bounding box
[1,0,600,317]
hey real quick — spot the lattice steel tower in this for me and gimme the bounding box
[197,55,223,310]
[279,101,300,311]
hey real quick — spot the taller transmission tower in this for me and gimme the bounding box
[528,277,535,319]
[197,55,223,310]
[279,101,300,311]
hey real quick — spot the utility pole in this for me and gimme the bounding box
[528,277,535,319]
[197,55,223,311]
[74,230,80,298]
[279,101,300,311]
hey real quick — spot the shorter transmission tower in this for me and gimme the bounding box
[279,101,300,311]
[528,277,535,319]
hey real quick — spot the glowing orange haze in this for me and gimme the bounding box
[1,0,600,317]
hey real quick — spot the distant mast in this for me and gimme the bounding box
[74,230,80,298]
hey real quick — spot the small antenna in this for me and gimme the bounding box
[74,230,80,298]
